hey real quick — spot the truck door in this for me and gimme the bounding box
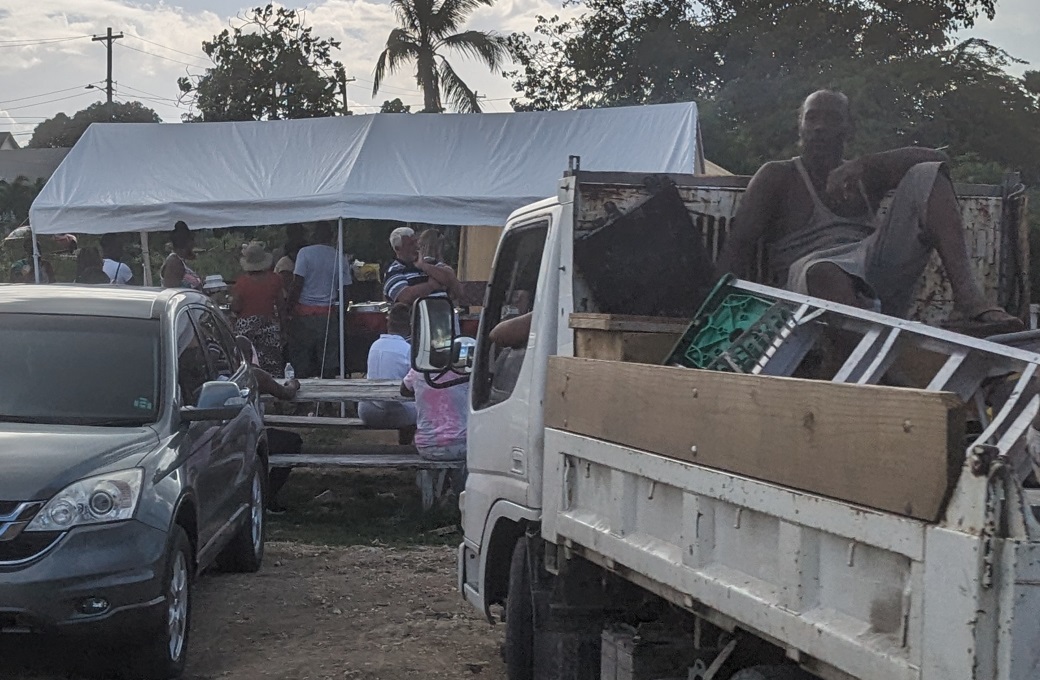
[466,219,551,539]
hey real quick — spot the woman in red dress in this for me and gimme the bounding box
[231,242,287,376]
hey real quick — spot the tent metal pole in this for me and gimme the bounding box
[139,231,153,286]
[338,217,346,417]
[31,229,41,284]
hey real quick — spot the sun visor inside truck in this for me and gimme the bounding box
[573,176,716,319]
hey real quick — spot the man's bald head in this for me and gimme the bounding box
[799,89,852,159]
[800,90,849,119]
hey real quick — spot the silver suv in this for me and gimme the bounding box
[0,285,268,679]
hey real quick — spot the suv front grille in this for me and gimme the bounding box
[0,531,63,565]
[0,501,21,516]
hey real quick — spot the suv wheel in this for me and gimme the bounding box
[126,526,193,680]
[217,468,265,573]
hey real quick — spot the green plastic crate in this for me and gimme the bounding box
[665,276,790,371]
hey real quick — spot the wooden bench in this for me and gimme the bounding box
[264,380,462,509]
[268,446,463,511]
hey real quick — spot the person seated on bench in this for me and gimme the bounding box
[716,89,1023,337]
[236,336,301,513]
[401,364,469,497]
[358,303,417,444]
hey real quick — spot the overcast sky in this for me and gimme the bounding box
[1,0,1037,146]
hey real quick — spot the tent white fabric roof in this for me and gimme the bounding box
[30,103,701,235]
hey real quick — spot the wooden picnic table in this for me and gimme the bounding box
[261,383,461,510]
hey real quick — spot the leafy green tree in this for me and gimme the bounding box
[372,0,510,113]
[178,4,346,121]
[380,98,412,113]
[507,0,1038,181]
[27,101,161,148]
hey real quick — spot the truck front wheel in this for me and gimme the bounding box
[504,537,534,680]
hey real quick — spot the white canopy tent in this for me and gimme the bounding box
[30,103,701,235]
[28,103,701,380]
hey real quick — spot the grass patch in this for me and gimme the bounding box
[267,468,461,547]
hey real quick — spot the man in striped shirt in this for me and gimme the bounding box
[384,227,464,305]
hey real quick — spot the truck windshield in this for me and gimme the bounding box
[0,314,161,426]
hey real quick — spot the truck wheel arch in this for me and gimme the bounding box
[478,500,541,612]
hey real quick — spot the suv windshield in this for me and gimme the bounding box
[0,314,161,426]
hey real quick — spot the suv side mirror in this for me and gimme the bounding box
[181,380,247,422]
[411,297,474,380]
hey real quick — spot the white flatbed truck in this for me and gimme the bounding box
[413,167,1037,680]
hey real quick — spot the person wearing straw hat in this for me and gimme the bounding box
[231,241,287,376]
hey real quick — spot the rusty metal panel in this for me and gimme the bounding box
[907,197,1003,325]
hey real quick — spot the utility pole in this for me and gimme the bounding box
[339,72,356,115]
[92,27,124,107]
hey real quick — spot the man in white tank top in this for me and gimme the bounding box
[717,89,1022,337]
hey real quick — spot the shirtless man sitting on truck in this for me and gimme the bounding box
[716,89,1023,336]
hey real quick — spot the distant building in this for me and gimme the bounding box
[0,132,20,151]
[0,148,71,183]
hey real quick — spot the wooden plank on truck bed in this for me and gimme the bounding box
[568,313,690,334]
[570,313,689,363]
[544,357,965,521]
[574,329,681,364]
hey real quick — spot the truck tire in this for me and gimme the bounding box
[125,526,193,680]
[217,468,266,573]
[729,665,815,680]
[504,537,534,680]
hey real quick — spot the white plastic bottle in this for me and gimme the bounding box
[284,363,295,380]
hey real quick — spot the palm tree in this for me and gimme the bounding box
[373,0,509,113]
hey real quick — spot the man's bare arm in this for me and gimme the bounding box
[829,147,950,203]
[395,280,445,305]
[416,260,466,301]
[716,162,786,276]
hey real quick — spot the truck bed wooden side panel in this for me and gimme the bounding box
[544,356,965,521]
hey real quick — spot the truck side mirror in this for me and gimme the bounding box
[412,297,456,372]
[411,297,475,382]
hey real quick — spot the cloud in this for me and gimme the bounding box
[0,0,577,135]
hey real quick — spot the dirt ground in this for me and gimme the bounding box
[5,468,508,680]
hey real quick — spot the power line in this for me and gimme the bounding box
[0,83,101,106]
[0,34,90,43]
[351,75,425,97]
[114,95,186,114]
[123,35,210,64]
[2,90,98,112]
[117,83,182,103]
[114,42,207,71]
[0,36,92,48]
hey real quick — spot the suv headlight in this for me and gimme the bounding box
[25,469,144,532]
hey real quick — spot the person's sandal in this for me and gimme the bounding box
[942,307,1025,338]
